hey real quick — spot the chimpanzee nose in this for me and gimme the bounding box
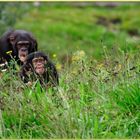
[21,48,28,52]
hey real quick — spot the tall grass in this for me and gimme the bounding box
[0,48,140,138]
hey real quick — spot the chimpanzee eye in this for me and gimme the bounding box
[38,58,44,62]
[25,43,30,48]
[17,44,22,49]
[32,57,45,64]
[32,59,38,63]
[27,44,30,47]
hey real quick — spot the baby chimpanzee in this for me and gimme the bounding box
[20,51,59,88]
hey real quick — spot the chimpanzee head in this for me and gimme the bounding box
[8,30,37,63]
[25,51,49,75]
[20,51,59,86]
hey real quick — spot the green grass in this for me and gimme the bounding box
[1,2,140,138]
[1,48,140,138]
[15,3,140,60]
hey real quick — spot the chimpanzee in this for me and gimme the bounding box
[20,51,59,88]
[0,29,37,66]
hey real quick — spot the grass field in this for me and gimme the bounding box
[1,2,140,138]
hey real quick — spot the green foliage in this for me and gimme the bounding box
[15,3,140,60]
[0,2,30,34]
[1,2,140,139]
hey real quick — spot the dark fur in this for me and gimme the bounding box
[20,51,59,87]
[0,29,37,65]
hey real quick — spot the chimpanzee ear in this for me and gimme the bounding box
[8,34,16,46]
[44,55,49,61]
[27,32,37,52]
[7,35,17,56]
[29,38,38,53]
[47,61,59,85]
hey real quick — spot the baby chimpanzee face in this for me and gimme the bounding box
[32,56,46,75]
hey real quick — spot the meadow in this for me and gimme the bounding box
[0,2,140,138]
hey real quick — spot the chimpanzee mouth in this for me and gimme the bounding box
[19,53,27,62]
[35,66,45,75]
[20,54,26,57]
[36,66,44,70]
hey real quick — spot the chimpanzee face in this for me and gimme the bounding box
[16,41,30,62]
[32,57,47,75]
[8,30,37,63]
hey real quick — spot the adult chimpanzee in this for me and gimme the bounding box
[20,51,59,88]
[0,29,37,66]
